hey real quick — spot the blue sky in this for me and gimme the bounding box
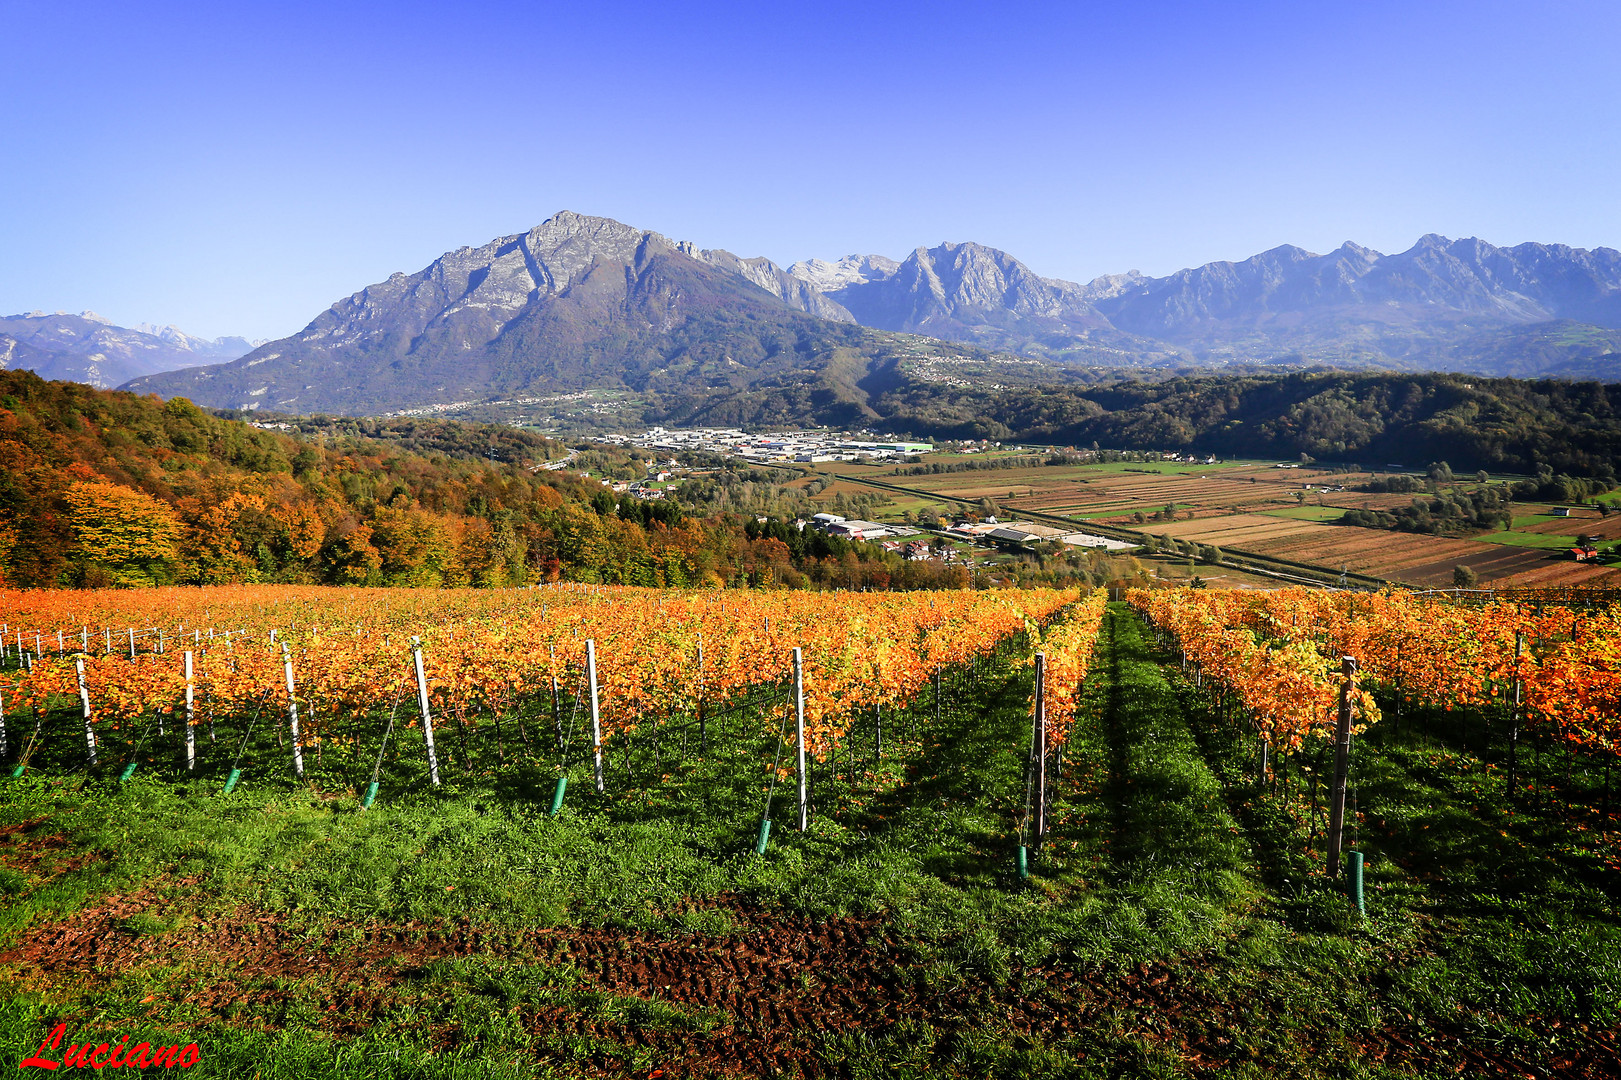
[3,0,1618,340]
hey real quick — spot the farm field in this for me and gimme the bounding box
[829,458,1621,588]
[2,586,1620,1078]
[1512,507,1621,540]
[1142,518,1615,588]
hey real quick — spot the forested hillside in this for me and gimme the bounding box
[866,371,1621,476]
[0,371,956,591]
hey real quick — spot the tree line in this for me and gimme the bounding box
[857,371,1621,477]
[1339,461,1616,537]
[0,372,950,592]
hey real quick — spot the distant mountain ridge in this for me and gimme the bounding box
[0,311,253,388]
[788,234,1621,371]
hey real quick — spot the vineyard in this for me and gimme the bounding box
[0,586,1092,820]
[1130,587,1621,807]
[1,584,1619,1078]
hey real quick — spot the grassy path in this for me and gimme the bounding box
[1024,605,1260,966]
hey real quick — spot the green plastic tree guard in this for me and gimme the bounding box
[754,817,772,855]
[1346,850,1365,915]
[222,767,241,795]
[549,776,568,816]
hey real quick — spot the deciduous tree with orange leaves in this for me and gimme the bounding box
[62,481,181,588]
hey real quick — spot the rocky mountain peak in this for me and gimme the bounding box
[787,253,901,293]
[121,211,891,414]
[1074,270,1149,303]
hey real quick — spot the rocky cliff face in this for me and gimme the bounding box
[0,311,250,388]
[681,245,855,322]
[786,254,901,293]
[791,242,1178,364]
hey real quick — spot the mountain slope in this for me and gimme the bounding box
[122,212,1040,419]
[0,311,251,388]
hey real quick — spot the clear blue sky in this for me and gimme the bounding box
[3,0,1618,341]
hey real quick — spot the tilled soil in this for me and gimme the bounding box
[3,884,1618,1079]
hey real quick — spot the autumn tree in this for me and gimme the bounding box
[62,481,182,587]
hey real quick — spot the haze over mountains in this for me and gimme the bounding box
[58,210,1621,420]
[0,311,254,388]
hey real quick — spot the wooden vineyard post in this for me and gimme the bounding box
[549,645,562,754]
[282,643,305,779]
[76,655,97,766]
[0,683,8,761]
[1325,656,1357,874]
[128,628,136,659]
[1506,632,1524,804]
[587,639,604,793]
[184,651,196,771]
[794,647,808,831]
[1032,652,1047,849]
[934,666,942,727]
[697,637,707,755]
[874,702,883,763]
[411,637,441,786]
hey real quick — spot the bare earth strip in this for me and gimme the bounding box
[1144,515,1326,546]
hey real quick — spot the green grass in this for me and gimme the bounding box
[1509,512,1567,527]
[2,609,1618,1077]
[1478,531,1579,548]
[870,495,955,520]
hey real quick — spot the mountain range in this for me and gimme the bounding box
[120,212,1042,423]
[784,234,1621,372]
[0,311,255,389]
[64,212,1621,422]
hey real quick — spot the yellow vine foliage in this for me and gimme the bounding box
[1129,586,1616,760]
[2,584,1083,760]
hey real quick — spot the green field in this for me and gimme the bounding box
[1480,531,1581,549]
[2,608,1618,1077]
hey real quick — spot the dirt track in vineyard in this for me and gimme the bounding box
[4,879,1616,1078]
